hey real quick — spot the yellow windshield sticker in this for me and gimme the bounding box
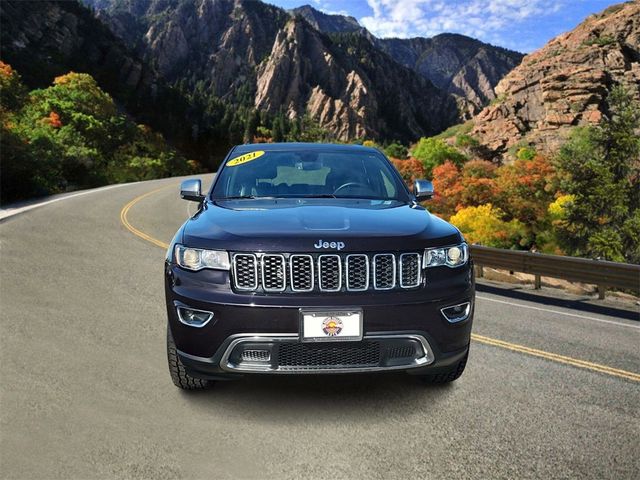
[227,150,265,167]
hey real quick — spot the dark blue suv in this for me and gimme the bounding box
[165,143,474,389]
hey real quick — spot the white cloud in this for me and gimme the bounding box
[360,0,569,50]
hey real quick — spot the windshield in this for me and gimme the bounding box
[211,149,409,201]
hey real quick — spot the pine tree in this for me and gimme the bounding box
[555,86,640,262]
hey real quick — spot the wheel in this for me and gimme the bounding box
[167,326,212,390]
[420,351,468,384]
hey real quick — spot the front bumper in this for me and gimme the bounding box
[165,262,474,377]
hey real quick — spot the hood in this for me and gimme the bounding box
[181,198,461,252]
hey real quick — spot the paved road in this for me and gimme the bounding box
[1,175,639,479]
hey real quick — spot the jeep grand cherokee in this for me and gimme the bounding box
[165,143,474,389]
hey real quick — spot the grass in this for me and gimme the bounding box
[433,120,474,140]
[583,36,616,47]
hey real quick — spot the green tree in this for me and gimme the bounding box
[271,111,286,142]
[0,62,26,111]
[243,109,259,143]
[555,86,640,262]
[1,65,195,203]
[412,137,467,177]
[292,114,332,143]
[384,142,408,159]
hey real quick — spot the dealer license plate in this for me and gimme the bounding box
[300,309,363,342]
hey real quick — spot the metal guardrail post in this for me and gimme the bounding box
[598,285,606,299]
[534,275,541,290]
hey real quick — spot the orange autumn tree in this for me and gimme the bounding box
[459,159,499,207]
[431,161,464,218]
[495,154,556,224]
[390,157,425,189]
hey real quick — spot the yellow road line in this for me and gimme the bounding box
[120,185,172,249]
[472,334,640,382]
[120,185,640,383]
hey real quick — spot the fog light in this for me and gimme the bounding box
[441,302,471,323]
[176,305,214,327]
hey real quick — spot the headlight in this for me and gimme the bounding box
[424,243,468,268]
[175,245,230,271]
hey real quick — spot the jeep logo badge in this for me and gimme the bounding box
[314,240,345,251]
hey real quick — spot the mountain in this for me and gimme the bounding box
[377,35,524,116]
[2,0,522,154]
[468,1,640,160]
[0,0,209,160]
[291,5,523,116]
[255,18,457,139]
[83,0,457,142]
[291,5,362,34]
[0,0,152,96]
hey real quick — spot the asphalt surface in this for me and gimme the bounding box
[1,174,639,479]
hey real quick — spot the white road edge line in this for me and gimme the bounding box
[0,183,134,220]
[476,295,640,330]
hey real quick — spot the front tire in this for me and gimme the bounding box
[420,351,468,384]
[167,327,212,390]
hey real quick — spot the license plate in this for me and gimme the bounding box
[300,309,363,342]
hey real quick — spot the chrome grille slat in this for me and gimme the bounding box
[231,252,420,293]
[346,254,369,291]
[318,254,342,292]
[290,254,314,292]
[400,253,421,288]
[261,254,286,292]
[373,254,396,290]
[232,254,258,290]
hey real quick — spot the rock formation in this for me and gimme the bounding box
[469,2,640,159]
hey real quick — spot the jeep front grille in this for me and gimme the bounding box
[231,252,421,293]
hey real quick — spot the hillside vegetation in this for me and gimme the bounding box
[0,62,195,203]
[387,86,639,263]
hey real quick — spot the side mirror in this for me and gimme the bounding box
[414,179,434,201]
[180,179,204,202]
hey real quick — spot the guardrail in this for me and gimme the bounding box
[470,245,640,299]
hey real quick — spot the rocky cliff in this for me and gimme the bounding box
[84,0,458,141]
[3,0,525,146]
[469,1,640,159]
[255,18,457,140]
[378,34,523,116]
[292,5,523,116]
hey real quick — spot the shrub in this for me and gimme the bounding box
[384,142,408,159]
[412,137,467,177]
[390,157,425,188]
[430,161,463,218]
[495,154,556,224]
[449,204,525,248]
[460,160,498,207]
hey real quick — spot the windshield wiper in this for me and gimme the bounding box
[219,195,278,200]
[296,194,337,199]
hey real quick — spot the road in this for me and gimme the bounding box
[1,174,639,479]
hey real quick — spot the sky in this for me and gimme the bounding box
[268,0,620,52]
